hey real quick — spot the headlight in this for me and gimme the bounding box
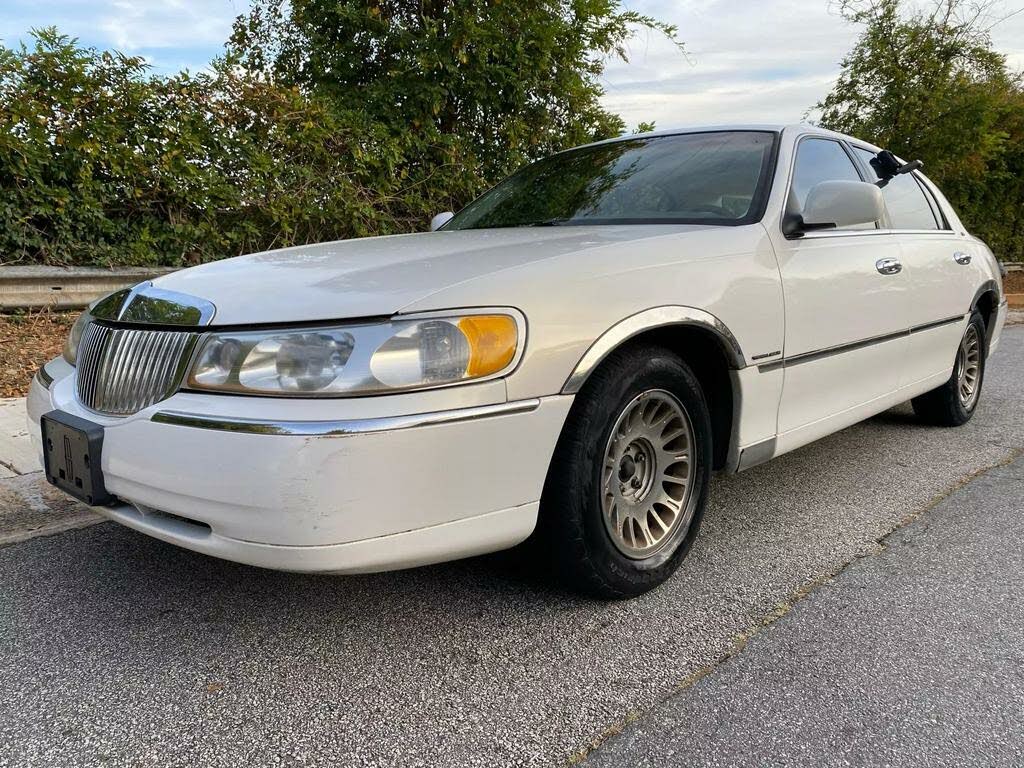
[62,311,94,365]
[186,312,521,396]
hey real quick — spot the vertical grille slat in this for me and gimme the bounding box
[76,324,197,416]
[141,333,170,412]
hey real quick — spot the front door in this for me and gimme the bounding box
[770,136,910,450]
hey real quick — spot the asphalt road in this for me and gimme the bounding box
[585,455,1024,768]
[1,328,1021,768]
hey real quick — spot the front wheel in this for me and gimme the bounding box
[537,344,712,599]
[912,311,987,427]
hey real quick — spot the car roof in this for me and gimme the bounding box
[570,124,878,152]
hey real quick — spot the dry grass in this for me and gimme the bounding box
[0,309,76,398]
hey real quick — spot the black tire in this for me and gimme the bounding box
[911,310,987,427]
[536,344,713,599]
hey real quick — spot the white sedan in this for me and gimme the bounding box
[29,125,1008,597]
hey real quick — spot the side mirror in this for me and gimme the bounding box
[784,180,884,237]
[430,211,454,232]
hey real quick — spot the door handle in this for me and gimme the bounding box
[875,257,902,275]
[954,251,972,265]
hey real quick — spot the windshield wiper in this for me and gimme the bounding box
[515,218,572,227]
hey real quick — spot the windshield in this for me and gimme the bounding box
[444,131,778,230]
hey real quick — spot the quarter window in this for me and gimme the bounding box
[789,139,874,230]
[853,147,940,230]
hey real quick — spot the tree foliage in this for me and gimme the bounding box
[1,4,678,267]
[815,0,1024,260]
[228,0,679,184]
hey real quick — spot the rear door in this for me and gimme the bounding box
[770,136,909,444]
[850,146,973,388]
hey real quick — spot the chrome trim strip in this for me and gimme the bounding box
[909,315,966,335]
[35,364,55,389]
[758,314,966,372]
[151,398,542,437]
[562,306,746,394]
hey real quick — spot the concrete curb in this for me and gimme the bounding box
[0,398,37,476]
[0,397,104,544]
[0,266,177,310]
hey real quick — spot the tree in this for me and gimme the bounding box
[227,0,682,209]
[814,0,1024,260]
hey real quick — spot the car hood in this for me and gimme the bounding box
[153,225,711,325]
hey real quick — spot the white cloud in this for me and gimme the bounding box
[602,0,1024,128]
[0,0,246,72]
[97,0,243,51]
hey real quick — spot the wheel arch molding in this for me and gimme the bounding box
[560,306,746,396]
[969,279,1001,350]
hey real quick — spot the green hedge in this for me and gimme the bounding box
[0,30,483,267]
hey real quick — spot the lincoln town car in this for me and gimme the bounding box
[29,125,1008,597]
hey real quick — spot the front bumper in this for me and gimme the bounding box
[28,359,572,573]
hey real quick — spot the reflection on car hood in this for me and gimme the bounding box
[152,225,710,325]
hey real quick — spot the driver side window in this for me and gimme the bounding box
[790,138,876,230]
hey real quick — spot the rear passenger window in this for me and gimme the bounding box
[853,147,940,230]
[790,139,874,230]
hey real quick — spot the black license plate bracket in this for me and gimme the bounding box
[40,410,112,506]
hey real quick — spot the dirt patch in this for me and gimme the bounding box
[0,310,75,398]
[1005,270,1024,294]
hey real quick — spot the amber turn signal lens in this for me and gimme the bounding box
[458,315,518,377]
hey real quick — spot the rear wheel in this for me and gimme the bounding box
[537,344,712,598]
[911,311,986,427]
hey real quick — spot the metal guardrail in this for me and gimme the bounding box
[1,261,1021,311]
[0,266,177,311]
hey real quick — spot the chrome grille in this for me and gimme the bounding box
[76,323,198,416]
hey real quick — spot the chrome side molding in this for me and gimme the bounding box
[758,313,966,372]
[562,306,746,394]
[151,398,542,437]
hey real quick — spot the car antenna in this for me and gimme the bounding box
[870,150,924,188]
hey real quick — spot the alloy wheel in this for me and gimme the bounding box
[955,324,982,410]
[600,389,695,559]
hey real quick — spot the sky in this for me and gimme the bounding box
[2,0,1023,127]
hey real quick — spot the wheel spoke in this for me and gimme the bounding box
[647,506,669,533]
